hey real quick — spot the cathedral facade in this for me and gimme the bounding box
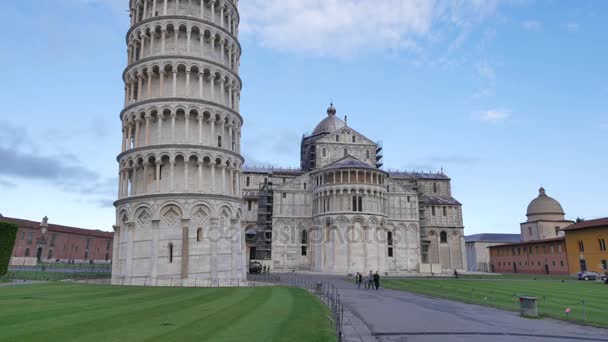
[113,1,465,286]
[242,105,466,275]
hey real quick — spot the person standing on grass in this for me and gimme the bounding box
[373,271,380,290]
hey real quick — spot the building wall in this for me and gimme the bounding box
[489,240,569,275]
[520,220,571,242]
[466,241,509,272]
[563,226,608,275]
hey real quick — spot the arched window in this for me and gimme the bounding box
[336,135,339,142]
[387,231,394,257]
[352,136,356,143]
[197,228,203,242]
[218,136,222,148]
[301,230,308,245]
[440,231,448,243]
[246,176,250,187]
[169,243,174,263]
[322,148,327,157]
[303,183,307,190]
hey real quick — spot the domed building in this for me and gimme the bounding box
[242,104,466,275]
[521,187,574,241]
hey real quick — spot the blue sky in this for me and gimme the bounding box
[0,0,606,234]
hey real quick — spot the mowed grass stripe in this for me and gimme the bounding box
[383,279,608,327]
[3,286,238,341]
[0,283,337,342]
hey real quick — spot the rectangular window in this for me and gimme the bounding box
[388,247,394,257]
[301,246,307,256]
[358,196,363,212]
[443,207,447,216]
[85,238,91,250]
[421,244,429,263]
[248,200,252,211]
[352,196,357,212]
[550,245,555,254]
[50,234,57,247]
[27,232,33,245]
[106,240,111,251]
[555,226,560,236]
[47,249,53,260]
[558,245,563,253]
[304,183,307,190]
[599,239,606,252]
[602,260,607,270]
[579,241,585,252]
[517,248,521,255]
[84,251,89,260]
[21,232,25,240]
[25,248,30,257]
[218,136,222,147]
[407,196,410,203]
[561,260,565,267]
[282,193,287,199]
[432,207,436,216]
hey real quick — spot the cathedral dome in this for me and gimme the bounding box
[526,187,565,221]
[311,103,345,136]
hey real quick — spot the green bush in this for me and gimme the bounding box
[0,221,19,277]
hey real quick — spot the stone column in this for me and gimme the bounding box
[137,76,143,101]
[209,118,215,145]
[161,29,166,54]
[185,71,191,97]
[197,162,203,191]
[210,163,215,193]
[163,0,167,15]
[151,219,160,280]
[182,222,189,279]
[159,71,165,97]
[141,162,148,194]
[210,0,216,24]
[172,70,177,97]
[198,114,204,144]
[186,27,191,53]
[200,0,205,18]
[174,30,179,53]
[155,161,162,192]
[140,37,146,59]
[134,118,141,148]
[170,112,176,142]
[144,114,151,145]
[198,72,204,98]
[111,225,121,281]
[184,113,190,142]
[126,222,135,284]
[157,114,164,143]
[209,75,215,100]
[220,165,226,194]
[183,160,189,191]
[169,160,175,191]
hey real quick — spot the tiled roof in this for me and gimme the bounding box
[465,233,521,243]
[419,195,462,206]
[388,171,451,180]
[0,216,113,239]
[322,157,377,171]
[561,217,608,231]
[487,237,564,248]
[242,166,304,176]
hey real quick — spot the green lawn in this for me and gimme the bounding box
[4,270,111,281]
[0,283,336,342]
[460,274,574,281]
[383,278,608,327]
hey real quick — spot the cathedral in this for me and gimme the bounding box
[112,0,465,286]
[242,104,466,275]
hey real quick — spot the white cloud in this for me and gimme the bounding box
[240,0,505,56]
[473,109,510,123]
[566,22,579,32]
[522,20,541,31]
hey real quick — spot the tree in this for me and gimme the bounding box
[575,217,586,223]
[0,221,18,276]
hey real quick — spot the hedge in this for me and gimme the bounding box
[0,221,18,276]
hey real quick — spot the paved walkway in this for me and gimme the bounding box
[278,273,608,342]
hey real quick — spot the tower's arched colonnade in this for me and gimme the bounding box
[113,0,246,286]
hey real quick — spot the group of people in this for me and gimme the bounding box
[354,271,381,290]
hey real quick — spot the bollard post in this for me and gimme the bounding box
[582,300,587,322]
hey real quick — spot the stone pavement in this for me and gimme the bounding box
[277,273,608,342]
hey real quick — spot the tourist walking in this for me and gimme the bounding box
[373,271,380,290]
[367,270,374,290]
[355,272,362,289]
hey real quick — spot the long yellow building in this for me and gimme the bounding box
[561,217,608,275]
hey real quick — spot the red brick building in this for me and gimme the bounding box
[489,237,569,275]
[0,215,113,266]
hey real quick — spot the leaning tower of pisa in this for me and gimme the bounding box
[112,0,245,286]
